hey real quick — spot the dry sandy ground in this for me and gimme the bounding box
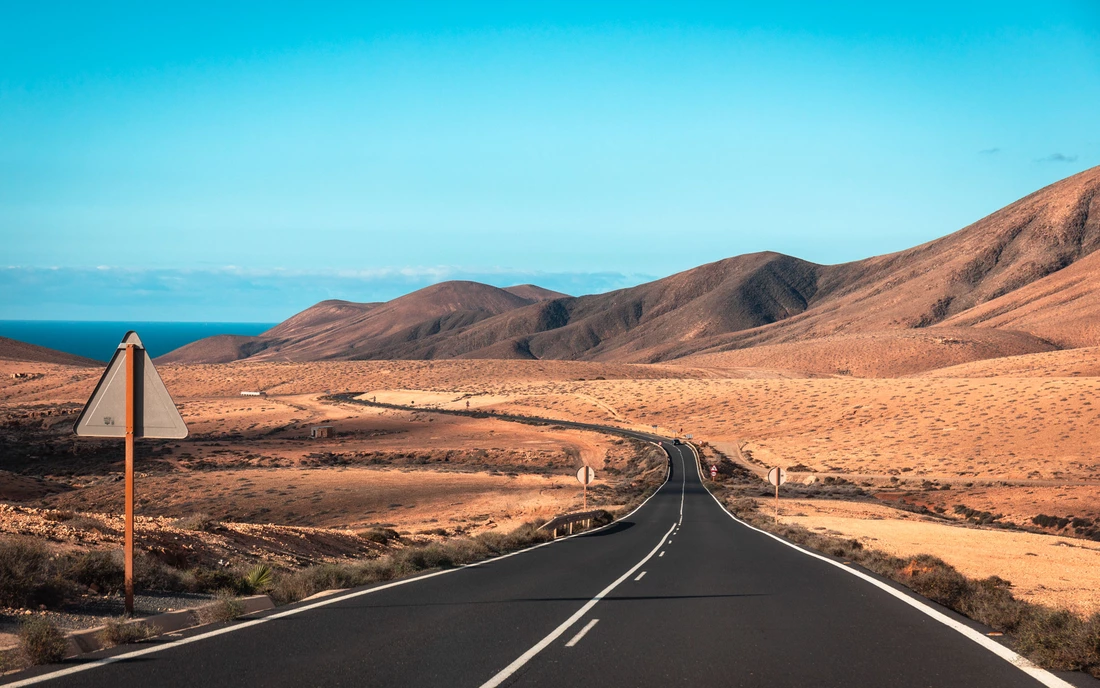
[41,468,584,534]
[679,327,1056,378]
[1,394,637,536]
[919,346,1100,379]
[779,499,1100,616]
[4,355,1099,617]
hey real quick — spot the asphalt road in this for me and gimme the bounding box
[6,441,1088,688]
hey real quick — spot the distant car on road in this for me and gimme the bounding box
[673,438,683,445]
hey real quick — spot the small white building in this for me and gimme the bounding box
[240,391,266,397]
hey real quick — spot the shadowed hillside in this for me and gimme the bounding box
[0,337,100,366]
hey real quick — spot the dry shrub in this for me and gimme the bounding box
[100,617,154,647]
[0,538,69,609]
[19,618,67,666]
[67,516,112,534]
[196,591,245,624]
[66,549,122,594]
[359,527,401,544]
[270,520,554,605]
[727,497,758,517]
[1014,609,1100,674]
[269,563,363,606]
[134,552,187,592]
[899,555,972,609]
[172,513,218,532]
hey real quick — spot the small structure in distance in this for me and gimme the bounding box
[310,425,334,439]
[240,390,266,397]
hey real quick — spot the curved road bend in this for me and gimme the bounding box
[5,442,1087,687]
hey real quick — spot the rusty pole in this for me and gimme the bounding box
[124,344,135,615]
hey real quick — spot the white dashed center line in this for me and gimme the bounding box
[634,571,647,582]
[565,619,600,648]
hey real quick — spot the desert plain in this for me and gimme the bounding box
[2,349,1099,629]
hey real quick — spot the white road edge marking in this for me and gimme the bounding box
[691,446,1075,688]
[1,451,678,688]
[478,521,677,688]
[634,571,647,582]
[564,619,599,648]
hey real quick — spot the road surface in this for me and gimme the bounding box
[6,441,1087,687]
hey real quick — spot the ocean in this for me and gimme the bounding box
[0,321,276,361]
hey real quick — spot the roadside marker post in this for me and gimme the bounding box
[74,331,188,614]
[577,466,595,510]
[767,467,787,525]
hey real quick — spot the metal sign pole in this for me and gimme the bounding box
[583,482,587,511]
[774,483,779,526]
[124,343,135,615]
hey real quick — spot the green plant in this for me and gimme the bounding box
[19,618,67,665]
[242,564,274,594]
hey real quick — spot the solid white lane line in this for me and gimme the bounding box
[634,571,647,582]
[564,619,599,648]
[3,450,680,688]
[678,446,687,524]
[701,487,1075,688]
[479,521,678,688]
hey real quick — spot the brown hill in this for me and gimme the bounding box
[163,166,1100,369]
[0,336,99,367]
[502,284,570,301]
[940,249,1100,349]
[159,281,555,364]
[156,334,276,365]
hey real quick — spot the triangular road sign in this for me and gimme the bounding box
[74,331,188,439]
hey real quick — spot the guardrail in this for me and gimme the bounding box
[538,510,608,538]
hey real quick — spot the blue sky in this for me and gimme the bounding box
[2,2,1098,321]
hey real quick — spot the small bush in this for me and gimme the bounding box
[188,566,242,594]
[0,539,69,608]
[1014,608,1100,673]
[44,510,75,522]
[172,513,217,532]
[196,591,245,624]
[19,618,67,665]
[135,552,187,592]
[66,550,123,594]
[241,564,274,594]
[726,497,758,517]
[100,617,154,647]
[962,576,1027,632]
[269,564,362,605]
[67,516,111,533]
[903,559,972,609]
[358,527,400,544]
